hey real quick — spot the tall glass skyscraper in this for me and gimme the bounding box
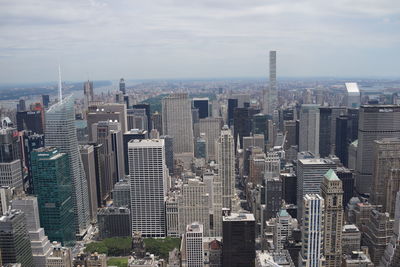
[45,95,90,237]
[31,147,75,246]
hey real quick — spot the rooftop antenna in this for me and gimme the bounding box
[58,64,62,102]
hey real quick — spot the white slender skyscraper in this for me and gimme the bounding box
[263,50,277,115]
[216,126,235,210]
[129,139,167,237]
[45,95,91,236]
[162,93,194,156]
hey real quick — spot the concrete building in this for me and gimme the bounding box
[123,129,147,175]
[166,193,180,237]
[0,186,14,215]
[264,177,282,220]
[342,224,361,255]
[162,93,194,155]
[45,95,90,237]
[46,242,72,267]
[321,169,343,267]
[381,192,400,267]
[112,180,130,208]
[296,158,335,221]
[345,83,361,108]
[356,105,400,195]
[255,250,294,267]
[342,251,374,267]
[185,223,204,267]
[129,139,167,237]
[273,209,298,251]
[371,138,400,218]
[299,194,325,267]
[216,126,235,210]
[299,104,320,156]
[11,196,52,267]
[197,117,223,160]
[263,51,277,115]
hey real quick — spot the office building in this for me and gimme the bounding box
[112,180,130,208]
[16,110,44,134]
[299,104,320,156]
[356,105,400,195]
[0,127,23,191]
[151,112,162,135]
[296,158,335,220]
[281,173,297,205]
[264,177,282,220]
[364,209,394,265]
[336,167,354,208]
[31,147,75,246]
[252,113,269,143]
[0,186,14,215]
[342,224,361,255]
[160,135,174,175]
[345,83,361,108]
[185,223,204,267]
[255,250,294,267]
[79,145,99,222]
[381,192,400,267]
[299,194,325,267]
[273,209,298,251]
[371,138,400,218]
[263,51,277,115]
[321,169,343,267]
[198,117,223,160]
[83,80,94,111]
[97,207,131,240]
[193,98,209,119]
[227,98,238,127]
[46,242,72,267]
[178,179,210,236]
[45,95,90,237]
[123,129,147,175]
[0,209,34,267]
[87,102,127,141]
[222,213,255,267]
[342,251,374,267]
[195,135,207,160]
[335,112,358,167]
[216,126,235,210]
[162,93,194,155]
[132,103,151,131]
[166,193,180,237]
[21,132,45,193]
[233,107,260,149]
[129,139,167,237]
[11,196,52,267]
[42,95,50,108]
[119,78,126,94]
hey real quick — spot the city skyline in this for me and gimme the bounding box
[1,0,400,83]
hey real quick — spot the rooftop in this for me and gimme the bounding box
[223,213,255,222]
[345,82,360,93]
[324,169,340,181]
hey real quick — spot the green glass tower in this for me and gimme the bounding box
[31,147,75,246]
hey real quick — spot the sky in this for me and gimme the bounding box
[1,0,400,83]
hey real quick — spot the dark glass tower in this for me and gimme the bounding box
[31,147,75,246]
[193,98,209,119]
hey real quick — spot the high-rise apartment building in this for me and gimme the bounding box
[178,179,210,236]
[321,169,343,267]
[31,147,75,246]
[216,126,235,210]
[162,93,194,155]
[45,96,90,237]
[185,223,204,267]
[0,209,34,267]
[11,196,52,267]
[222,213,255,267]
[299,194,325,267]
[263,51,277,115]
[371,138,400,218]
[129,139,167,237]
[296,158,335,220]
[356,105,400,195]
[299,104,320,156]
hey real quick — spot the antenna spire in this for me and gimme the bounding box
[58,64,62,102]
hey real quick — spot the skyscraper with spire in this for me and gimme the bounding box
[45,71,90,237]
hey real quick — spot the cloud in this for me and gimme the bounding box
[0,0,399,82]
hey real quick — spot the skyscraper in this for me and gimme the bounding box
[16,110,44,134]
[129,139,167,237]
[0,209,34,267]
[216,126,235,210]
[162,93,194,157]
[198,117,223,160]
[296,158,336,221]
[371,138,400,217]
[193,98,209,119]
[11,196,52,267]
[356,105,400,195]
[83,80,94,111]
[299,194,325,267]
[31,147,75,246]
[45,95,90,237]
[263,51,277,115]
[345,83,361,108]
[184,223,204,267]
[299,104,320,156]
[321,169,343,267]
[222,213,255,267]
[119,78,126,94]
